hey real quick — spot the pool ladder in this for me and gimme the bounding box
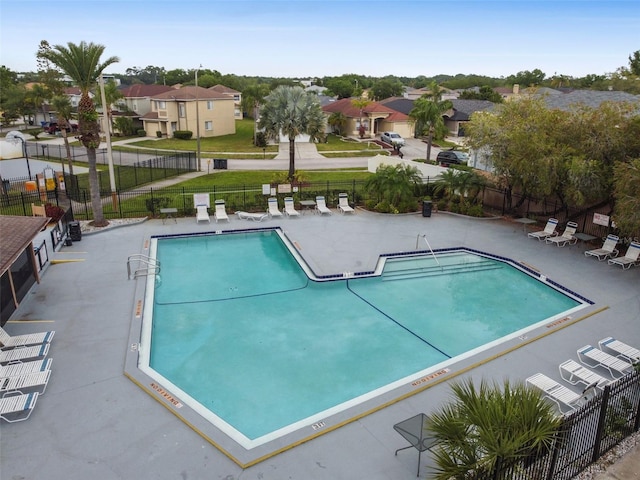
[127,254,160,279]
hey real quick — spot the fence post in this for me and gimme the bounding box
[592,384,611,463]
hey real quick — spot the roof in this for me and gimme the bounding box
[151,86,232,101]
[120,84,175,98]
[539,90,640,111]
[379,97,415,115]
[209,84,240,95]
[322,97,408,120]
[449,99,496,116]
[64,87,82,95]
[0,216,49,276]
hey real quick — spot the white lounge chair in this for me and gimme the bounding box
[559,359,610,391]
[577,345,633,379]
[315,195,332,215]
[1,370,51,395]
[195,205,210,223]
[528,218,558,241]
[526,373,584,413]
[608,241,640,270]
[235,211,268,222]
[598,337,640,364]
[545,222,578,247]
[267,197,283,218]
[0,344,49,366]
[585,234,619,261]
[0,392,38,423]
[0,358,52,378]
[338,193,355,214]
[283,197,300,217]
[0,326,54,350]
[213,200,229,223]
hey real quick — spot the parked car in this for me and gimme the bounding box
[436,149,469,166]
[380,131,405,147]
[43,122,78,134]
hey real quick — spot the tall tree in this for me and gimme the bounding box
[38,41,119,226]
[628,50,640,76]
[241,83,271,144]
[613,158,640,237]
[258,85,326,180]
[93,79,123,135]
[409,82,452,160]
[26,83,50,126]
[351,97,371,138]
[370,78,404,101]
[50,95,76,189]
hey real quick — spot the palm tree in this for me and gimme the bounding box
[27,83,49,126]
[50,95,76,191]
[258,85,326,181]
[427,379,561,480]
[327,112,347,136]
[93,79,123,135]
[351,97,371,138]
[241,83,270,145]
[409,82,452,161]
[38,41,119,226]
[365,164,422,209]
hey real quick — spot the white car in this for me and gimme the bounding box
[380,131,405,147]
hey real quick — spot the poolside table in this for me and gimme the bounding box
[574,232,598,244]
[394,413,437,476]
[299,200,316,214]
[160,208,177,224]
[515,217,537,234]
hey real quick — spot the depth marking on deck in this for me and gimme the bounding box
[411,368,450,387]
[546,315,572,328]
[293,241,302,251]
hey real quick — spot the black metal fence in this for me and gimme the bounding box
[473,371,640,480]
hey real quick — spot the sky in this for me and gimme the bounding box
[1,0,638,80]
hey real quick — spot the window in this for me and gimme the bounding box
[207,100,214,110]
[205,121,213,131]
[157,100,166,109]
[179,104,185,117]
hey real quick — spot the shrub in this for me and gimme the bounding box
[44,203,65,222]
[137,129,147,137]
[254,131,267,148]
[156,130,162,138]
[145,197,170,215]
[173,130,193,140]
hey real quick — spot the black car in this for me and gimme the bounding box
[436,150,468,166]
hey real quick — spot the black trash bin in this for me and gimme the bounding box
[422,200,432,218]
[213,158,228,170]
[68,221,82,241]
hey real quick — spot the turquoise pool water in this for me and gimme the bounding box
[146,230,585,446]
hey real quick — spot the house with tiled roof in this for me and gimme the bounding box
[141,86,236,138]
[119,84,176,116]
[209,85,242,120]
[322,98,412,139]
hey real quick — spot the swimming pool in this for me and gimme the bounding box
[134,228,589,463]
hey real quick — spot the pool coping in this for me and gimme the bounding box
[123,226,596,468]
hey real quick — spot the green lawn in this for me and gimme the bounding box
[172,170,371,188]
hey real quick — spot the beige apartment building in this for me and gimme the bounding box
[141,86,236,138]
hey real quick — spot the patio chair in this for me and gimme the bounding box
[577,345,633,379]
[528,218,558,241]
[607,241,640,270]
[0,344,50,366]
[267,197,283,218]
[315,196,332,215]
[1,370,51,395]
[559,359,610,391]
[283,197,300,217]
[213,200,230,223]
[195,205,210,223]
[585,235,619,261]
[545,222,578,247]
[235,211,268,222]
[0,392,39,423]
[0,326,54,350]
[338,193,355,214]
[0,358,52,378]
[526,373,584,413]
[598,337,640,364]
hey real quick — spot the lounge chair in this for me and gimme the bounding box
[213,200,229,223]
[528,218,558,241]
[267,197,283,218]
[195,205,210,223]
[1,370,51,395]
[235,211,268,222]
[545,221,578,247]
[338,193,355,214]
[598,337,640,364]
[0,344,50,366]
[526,373,584,413]
[559,359,610,391]
[0,392,39,423]
[315,196,332,215]
[608,241,640,270]
[0,326,54,350]
[577,345,633,378]
[283,197,300,217]
[0,358,52,378]
[584,234,619,261]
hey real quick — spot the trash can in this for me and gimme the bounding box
[422,200,432,218]
[68,221,82,241]
[213,158,227,170]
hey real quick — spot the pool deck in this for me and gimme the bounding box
[2,209,639,479]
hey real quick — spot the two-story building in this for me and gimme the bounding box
[208,85,243,120]
[141,86,236,138]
